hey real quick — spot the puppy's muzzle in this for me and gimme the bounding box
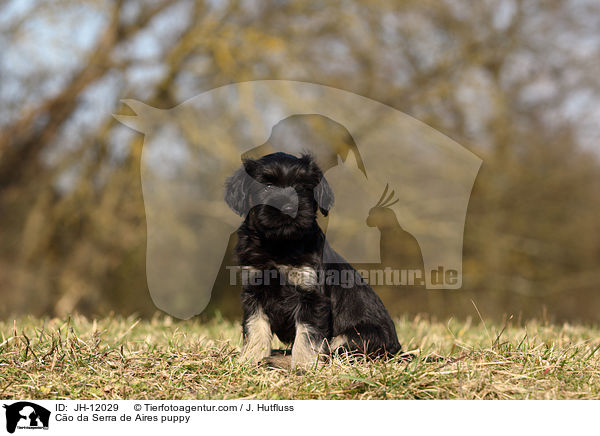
[264,187,298,218]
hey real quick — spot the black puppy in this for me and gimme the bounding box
[225,152,401,369]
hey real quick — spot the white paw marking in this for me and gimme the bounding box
[291,323,323,369]
[328,335,348,353]
[241,307,272,362]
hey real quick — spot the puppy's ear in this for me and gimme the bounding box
[300,153,334,216]
[225,160,256,216]
[314,176,334,216]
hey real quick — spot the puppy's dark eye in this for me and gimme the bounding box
[263,184,274,192]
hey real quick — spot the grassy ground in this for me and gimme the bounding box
[1,314,599,399]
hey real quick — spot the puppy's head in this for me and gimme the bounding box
[225,152,333,239]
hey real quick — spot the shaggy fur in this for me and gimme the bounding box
[225,152,401,369]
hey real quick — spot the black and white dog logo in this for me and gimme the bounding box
[3,402,50,433]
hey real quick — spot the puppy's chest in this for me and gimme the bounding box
[242,264,320,290]
[251,266,326,344]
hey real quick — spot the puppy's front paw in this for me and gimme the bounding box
[241,306,272,364]
[290,354,319,370]
[240,345,271,364]
[291,325,322,370]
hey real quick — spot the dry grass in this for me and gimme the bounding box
[1,314,600,399]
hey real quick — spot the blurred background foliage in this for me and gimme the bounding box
[1,0,600,322]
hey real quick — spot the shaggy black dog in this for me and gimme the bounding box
[225,152,401,369]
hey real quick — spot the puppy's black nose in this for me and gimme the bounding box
[281,203,297,216]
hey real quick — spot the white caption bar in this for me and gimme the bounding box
[0,400,592,435]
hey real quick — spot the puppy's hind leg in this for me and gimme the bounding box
[337,324,401,358]
[241,306,272,363]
